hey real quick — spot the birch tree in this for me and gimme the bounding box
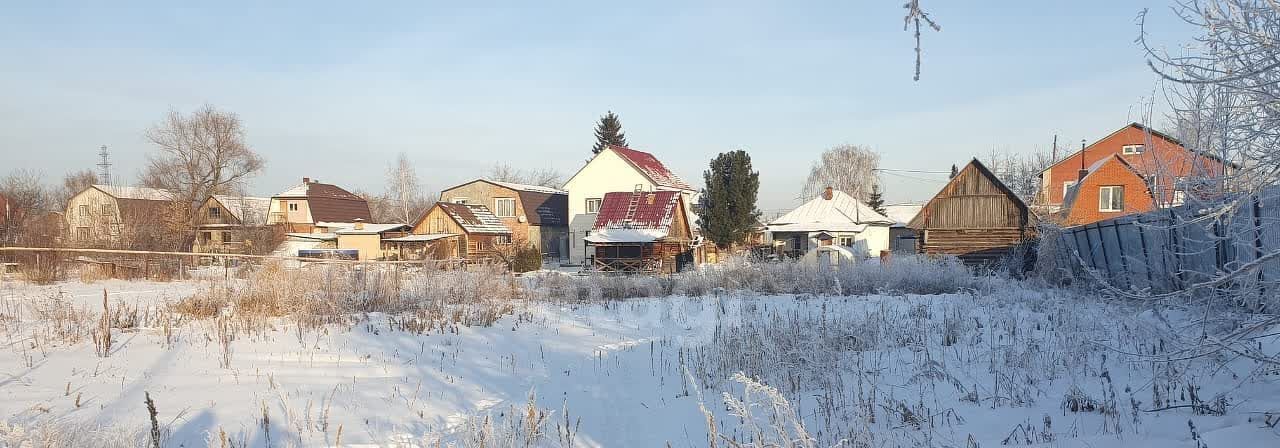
[801,144,881,202]
[386,153,427,224]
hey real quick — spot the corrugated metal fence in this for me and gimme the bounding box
[1054,186,1280,294]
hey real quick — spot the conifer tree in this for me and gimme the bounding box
[699,150,761,249]
[591,111,628,154]
[867,184,886,215]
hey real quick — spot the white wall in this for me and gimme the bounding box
[563,148,657,265]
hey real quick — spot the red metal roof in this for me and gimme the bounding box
[608,145,693,191]
[592,190,681,230]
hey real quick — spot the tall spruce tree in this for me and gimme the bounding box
[867,184,886,215]
[699,150,761,249]
[591,111,628,154]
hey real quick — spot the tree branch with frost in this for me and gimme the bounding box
[903,0,941,81]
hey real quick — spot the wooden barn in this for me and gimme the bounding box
[585,190,699,274]
[907,159,1035,265]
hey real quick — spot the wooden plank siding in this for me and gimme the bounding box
[908,159,1035,265]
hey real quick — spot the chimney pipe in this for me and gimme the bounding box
[303,177,311,184]
[353,218,364,230]
[822,186,833,200]
[1077,139,1088,182]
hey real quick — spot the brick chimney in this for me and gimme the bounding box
[353,218,364,230]
[822,186,833,200]
[302,177,311,184]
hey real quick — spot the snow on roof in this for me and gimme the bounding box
[488,180,567,195]
[592,191,681,231]
[608,145,694,191]
[383,233,457,243]
[334,223,412,235]
[766,189,893,233]
[437,203,511,234]
[211,195,271,226]
[585,228,669,243]
[882,204,923,227]
[93,185,172,201]
[285,232,337,241]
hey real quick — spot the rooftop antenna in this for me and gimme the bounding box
[97,145,112,184]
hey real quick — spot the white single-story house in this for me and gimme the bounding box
[766,187,894,261]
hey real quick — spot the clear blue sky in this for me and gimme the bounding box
[0,1,1194,215]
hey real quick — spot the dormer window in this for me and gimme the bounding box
[1122,144,1144,155]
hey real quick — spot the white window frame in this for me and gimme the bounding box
[451,197,469,204]
[287,202,298,212]
[1063,180,1077,198]
[494,198,516,218]
[838,236,854,247]
[1099,186,1125,212]
[1122,144,1144,155]
[101,204,112,215]
[208,206,221,219]
[585,198,602,214]
[79,204,89,217]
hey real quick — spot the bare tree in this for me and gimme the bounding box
[0,169,53,246]
[487,163,564,189]
[801,145,881,202]
[57,169,99,206]
[139,105,263,246]
[984,148,1054,204]
[386,153,428,224]
[140,104,264,213]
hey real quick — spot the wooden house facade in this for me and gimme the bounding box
[192,195,274,254]
[408,202,512,261]
[907,159,1035,265]
[439,179,568,259]
[585,190,699,274]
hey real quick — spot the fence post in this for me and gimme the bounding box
[1136,217,1156,290]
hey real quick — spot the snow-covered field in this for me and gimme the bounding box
[0,264,1277,447]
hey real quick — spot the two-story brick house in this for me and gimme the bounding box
[439,179,568,259]
[1060,155,1156,226]
[563,145,697,266]
[1040,123,1229,214]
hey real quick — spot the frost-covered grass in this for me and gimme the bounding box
[0,258,1276,447]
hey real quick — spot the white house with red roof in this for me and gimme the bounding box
[562,144,697,266]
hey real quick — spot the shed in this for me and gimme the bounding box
[585,190,698,273]
[410,202,512,261]
[907,159,1035,265]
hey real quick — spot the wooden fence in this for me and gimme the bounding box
[1054,186,1280,294]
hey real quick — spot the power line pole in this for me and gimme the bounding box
[97,145,112,185]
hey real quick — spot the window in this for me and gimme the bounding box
[77,227,90,240]
[495,235,512,245]
[79,205,89,217]
[601,245,642,259]
[1122,144,1144,155]
[1099,186,1125,212]
[1063,180,1077,198]
[585,198,602,214]
[221,231,232,243]
[201,232,213,244]
[287,202,298,212]
[208,207,221,219]
[101,204,112,215]
[451,197,469,204]
[434,216,447,233]
[838,236,854,247]
[494,198,516,218]
[468,240,480,253]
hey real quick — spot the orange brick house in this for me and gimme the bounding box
[1040,123,1229,212]
[1060,155,1156,226]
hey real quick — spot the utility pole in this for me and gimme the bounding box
[97,145,112,185]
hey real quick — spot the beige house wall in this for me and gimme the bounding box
[337,233,384,260]
[64,187,122,243]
